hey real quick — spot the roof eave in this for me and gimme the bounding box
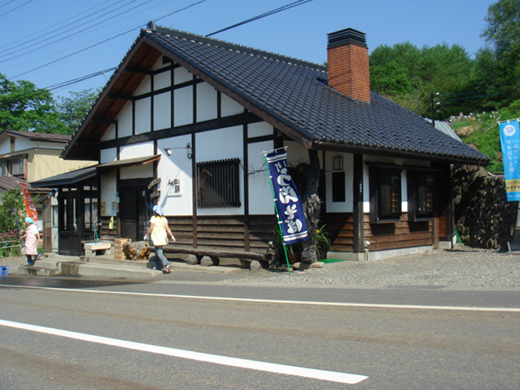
[312,140,490,166]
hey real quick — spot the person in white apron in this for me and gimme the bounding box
[144,205,175,273]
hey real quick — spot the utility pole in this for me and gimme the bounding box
[430,92,435,128]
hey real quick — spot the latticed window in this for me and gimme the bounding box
[369,166,402,223]
[408,170,435,221]
[197,158,241,208]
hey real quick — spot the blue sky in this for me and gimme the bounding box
[0,0,496,99]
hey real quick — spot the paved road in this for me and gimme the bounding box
[1,277,519,389]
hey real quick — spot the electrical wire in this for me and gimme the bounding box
[0,0,34,18]
[8,0,209,80]
[0,0,130,57]
[0,0,154,65]
[206,0,314,37]
[8,0,315,92]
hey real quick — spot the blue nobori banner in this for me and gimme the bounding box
[499,119,520,201]
[264,149,308,245]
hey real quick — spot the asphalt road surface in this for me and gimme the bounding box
[1,277,519,389]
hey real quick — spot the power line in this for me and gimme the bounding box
[10,0,315,92]
[206,0,314,37]
[0,0,34,18]
[0,0,154,65]
[0,0,129,57]
[9,0,209,80]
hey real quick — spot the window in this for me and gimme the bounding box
[369,166,402,223]
[407,170,435,221]
[197,158,241,208]
[0,156,26,177]
[332,172,346,202]
[10,157,24,176]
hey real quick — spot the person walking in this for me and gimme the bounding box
[21,217,41,266]
[144,205,175,273]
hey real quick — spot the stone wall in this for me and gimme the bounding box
[452,165,518,250]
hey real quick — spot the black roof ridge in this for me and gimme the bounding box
[147,24,327,73]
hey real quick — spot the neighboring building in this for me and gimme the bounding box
[33,24,489,259]
[0,129,96,251]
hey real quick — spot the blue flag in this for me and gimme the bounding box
[265,149,308,244]
[499,120,520,201]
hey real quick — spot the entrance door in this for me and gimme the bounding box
[119,182,150,242]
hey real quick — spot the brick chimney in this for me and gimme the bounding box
[327,28,370,103]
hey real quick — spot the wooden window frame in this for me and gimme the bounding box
[369,165,402,224]
[407,170,436,221]
[197,158,241,208]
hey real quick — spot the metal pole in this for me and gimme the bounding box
[430,92,436,128]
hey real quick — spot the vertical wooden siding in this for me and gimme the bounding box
[168,215,276,252]
[364,213,432,251]
[327,212,432,253]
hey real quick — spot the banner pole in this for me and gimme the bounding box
[263,151,292,273]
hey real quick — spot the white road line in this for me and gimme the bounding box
[3,285,520,312]
[0,319,368,385]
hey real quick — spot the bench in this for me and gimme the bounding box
[83,242,113,256]
[152,245,275,269]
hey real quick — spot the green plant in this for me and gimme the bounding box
[316,224,332,256]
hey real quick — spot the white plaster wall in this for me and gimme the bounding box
[221,93,243,117]
[326,153,354,213]
[156,135,193,216]
[101,124,116,141]
[196,125,244,215]
[285,140,311,167]
[120,163,153,180]
[174,66,192,84]
[196,82,218,122]
[154,69,171,89]
[100,171,117,217]
[135,97,151,134]
[248,140,275,215]
[154,92,171,130]
[100,148,117,164]
[119,142,154,179]
[174,87,193,126]
[120,142,154,159]
[118,102,133,138]
[134,76,151,95]
[248,122,273,138]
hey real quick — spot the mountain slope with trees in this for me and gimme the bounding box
[369,0,520,174]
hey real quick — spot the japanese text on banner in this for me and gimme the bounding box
[19,182,38,221]
[499,119,520,201]
[265,149,308,244]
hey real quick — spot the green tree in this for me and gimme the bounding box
[0,73,68,134]
[481,0,520,101]
[0,188,25,235]
[370,43,475,118]
[56,89,99,134]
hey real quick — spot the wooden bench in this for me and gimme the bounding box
[152,245,275,269]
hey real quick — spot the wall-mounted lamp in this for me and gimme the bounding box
[164,143,192,159]
[333,156,343,171]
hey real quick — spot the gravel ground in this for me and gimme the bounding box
[2,247,520,290]
[222,247,520,290]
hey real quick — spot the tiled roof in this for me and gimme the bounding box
[0,129,71,143]
[0,175,52,193]
[144,26,489,164]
